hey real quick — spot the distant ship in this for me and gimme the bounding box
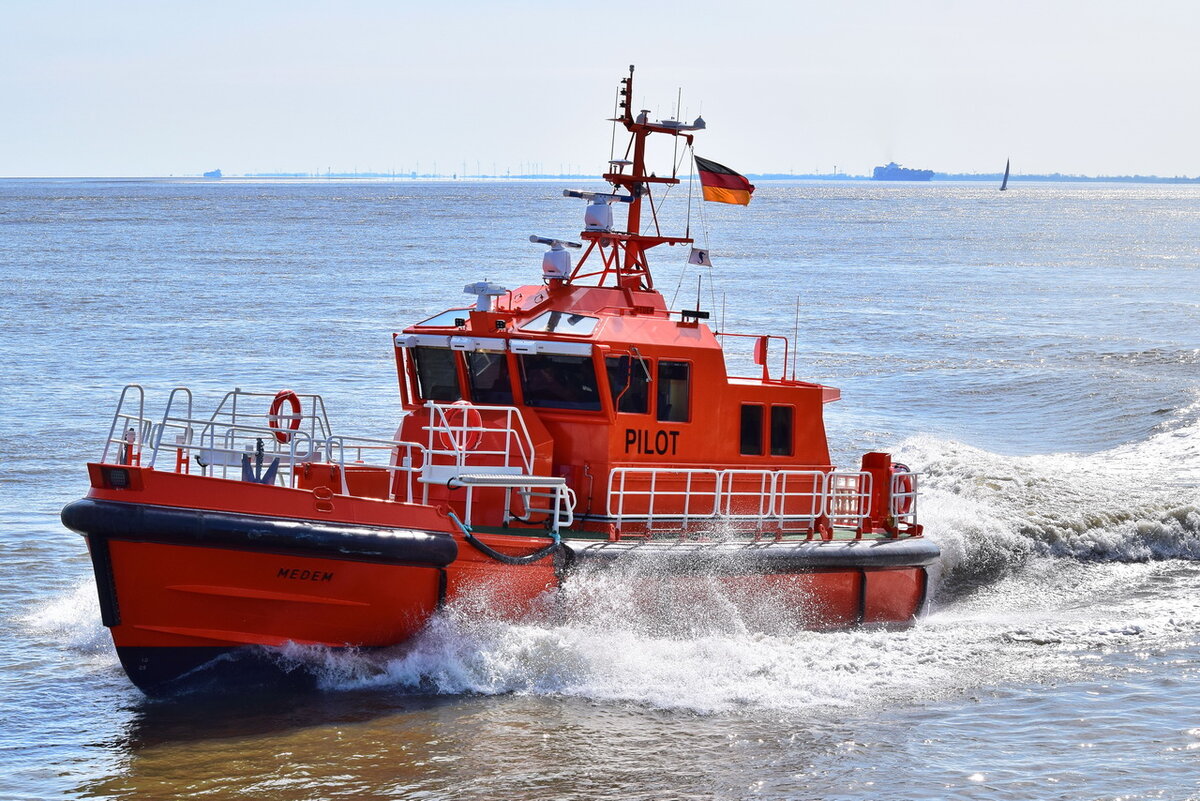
[203,169,222,179]
[872,162,933,181]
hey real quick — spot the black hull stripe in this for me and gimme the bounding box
[62,499,459,567]
[564,537,939,574]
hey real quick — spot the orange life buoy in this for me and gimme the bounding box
[890,463,914,515]
[437,400,483,451]
[268,390,302,444]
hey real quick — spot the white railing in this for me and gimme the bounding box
[828,471,873,527]
[98,386,914,539]
[321,434,423,502]
[450,473,576,536]
[890,470,919,529]
[607,467,874,535]
[98,386,565,533]
[102,385,152,466]
[774,470,832,527]
[418,400,536,491]
[206,388,333,448]
[608,468,722,531]
[719,469,778,526]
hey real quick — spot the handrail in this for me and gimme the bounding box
[207,388,333,446]
[448,473,576,535]
[718,468,777,524]
[608,467,721,530]
[94,387,910,541]
[606,466,879,535]
[774,469,830,524]
[422,400,535,473]
[890,470,919,529]
[827,471,873,526]
[325,434,425,501]
[419,401,541,510]
[142,407,317,485]
[102,385,147,464]
[714,332,790,382]
[147,387,193,469]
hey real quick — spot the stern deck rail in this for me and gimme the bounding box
[606,467,893,538]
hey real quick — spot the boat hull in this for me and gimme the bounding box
[64,498,458,693]
[64,498,939,694]
[565,538,938,627]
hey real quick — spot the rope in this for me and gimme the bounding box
[670,147,718,311]
[685,145,694,239]
[447,510,562,566]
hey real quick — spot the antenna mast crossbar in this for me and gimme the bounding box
[567,65,697,291]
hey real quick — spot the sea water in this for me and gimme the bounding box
[1,179,1198,800]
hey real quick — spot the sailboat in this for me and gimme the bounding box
[1000,159,1010,191]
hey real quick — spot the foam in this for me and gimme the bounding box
[286,407,1200,711]
[31,408,1200,712]
[19,581,112,656]
[905,400,1200,591]
[287,555,1200,715]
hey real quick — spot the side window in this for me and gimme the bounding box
[413,347,461,402]
[465,351,514,405]
[519,354,602,411]
[740,404,764,455]
[770,405,794,456]
[656,361,690,422]
[605,355,649,414]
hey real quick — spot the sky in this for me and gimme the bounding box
[1,0,1197,178]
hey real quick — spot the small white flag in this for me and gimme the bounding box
[688,247,711,266]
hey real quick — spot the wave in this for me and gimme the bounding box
[903,401,1200,596]
[27,406,1200,714]
[270,556,1200,714]
[19,581,111,655]
[276,410,1200,710]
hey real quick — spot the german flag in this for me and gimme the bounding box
[695,155,755,205]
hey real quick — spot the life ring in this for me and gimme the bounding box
[890,463,915,516]
[268,390,302,444]
[437,400,483,451]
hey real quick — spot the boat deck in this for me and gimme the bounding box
[471,524,910,543]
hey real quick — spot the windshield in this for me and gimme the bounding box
[518,353,601,411]
[519,311,599,336]
[465,351,514,405]
[412,347,461,401]
[416,308,472,328]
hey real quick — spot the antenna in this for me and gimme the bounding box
[792,295,800,380]
[463,281,509,312]
[530,235,583,281]
[672,87,682,177]
[562,190,633,203]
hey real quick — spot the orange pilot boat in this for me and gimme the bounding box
[62,67,939,694]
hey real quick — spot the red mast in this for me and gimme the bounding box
[566,65,701,291]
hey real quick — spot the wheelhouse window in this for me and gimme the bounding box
[656,361,690,422]
[770,405,794,456]
[465,351,513,405]
[412,347,461,402]
[519,353,601,411]
[605,355,649,414]
[740,404,764,455]
[415,308,472,328]
[519,311,599,336]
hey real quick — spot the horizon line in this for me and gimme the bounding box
[3,171,1199,184]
